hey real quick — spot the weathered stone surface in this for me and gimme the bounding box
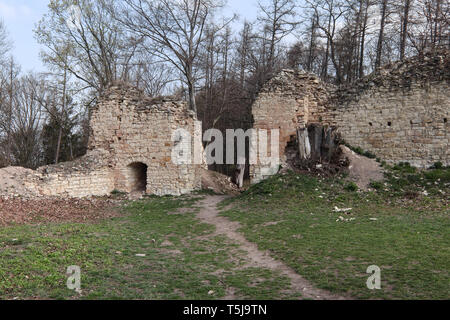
[1,83,204,199]
[250,69,334,183]
[325,49,449,169]
[251,49,449,183]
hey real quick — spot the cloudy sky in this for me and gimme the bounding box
[0,0,258,73]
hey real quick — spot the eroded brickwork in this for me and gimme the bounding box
[250,70,333,183]
[88,84,202,196]
[251,50,449,183]
[1,83,203,198]
[326,82,448,168]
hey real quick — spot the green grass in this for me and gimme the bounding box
[343,143,377,159]
[383,162,450,198]
[0,195,298,300]
[220,169,449,300]
[1,166,448,300]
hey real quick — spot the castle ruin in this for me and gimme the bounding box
[251,50,449,183]
[0,84,203,198]
[0,51,448,197]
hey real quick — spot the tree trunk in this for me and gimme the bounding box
[234,164,245,189]
[296,125,340,165]
[400,0,411,60]
[7,57,14,166]
[297,128,311,160]
[376,0,388,70]
[322,11,333,80]
[308,14,318,72]
[359,1,369,78]
[187,76,197,114]
[55,126,63,164]
[55,65,68,164]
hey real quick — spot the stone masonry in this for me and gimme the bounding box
[251,50,449,183]
[87,83,202,196]
[250,70,334,183]
[0,83,203,198]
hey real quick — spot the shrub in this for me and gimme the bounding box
[424,169,450,183]
[369,181,384,190]
[344,143,377,159]
[344,182,359,192]
[111,189,126,195]
[363,151,377,159]
[431,162,444,170]
[393,162,417,174]
[406,174,421,184]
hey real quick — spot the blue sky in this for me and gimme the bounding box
[0,0,258,73]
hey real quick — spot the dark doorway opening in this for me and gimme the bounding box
[128,162,148,192]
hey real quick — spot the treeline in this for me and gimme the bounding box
[0,0,448,169]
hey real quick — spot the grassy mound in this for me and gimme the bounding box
[220,167,449,299]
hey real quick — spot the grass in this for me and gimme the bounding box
[0,195,298,300]
[383,162,450,198]
[220,167,449,300]
[343,143,377,159]
[0,165,448,300]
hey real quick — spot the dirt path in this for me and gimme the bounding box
[340,146,384,190]
[196,195,349,300]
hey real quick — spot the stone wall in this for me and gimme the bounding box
[325,50,449,168]
[250,70,333,183]
[250,50,450,183]
[88,84,202,196]
[0,83,203,199]
[26,150,115,198]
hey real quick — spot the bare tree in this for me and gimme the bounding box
[237,22,253,89]
[35,0,138,93]
[400,0,413,60]
[375,0,390,69]
[0,20,11,63]
[408,0,450,54]
[257,0,299,73]
[133,59,175,97]
[115,0,230,113]
[304,0,349,83]
[1,74,46,169]
[0,57,20,166]
[0,20,12,166]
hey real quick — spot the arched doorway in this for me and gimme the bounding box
[127,162,148,192]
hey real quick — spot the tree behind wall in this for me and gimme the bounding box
[116,0,230,114]
[0,74,46,169]
[41,108,85,165]
[35,0,140,94]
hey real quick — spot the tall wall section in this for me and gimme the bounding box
[250,70,333,183]
[324,50,449,168]
[88,83,202,196]
[250,50,449,183]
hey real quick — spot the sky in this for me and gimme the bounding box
[0,0,259,73]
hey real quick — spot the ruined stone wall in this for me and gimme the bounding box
[26,150,115,198]
[1,83,203,199]
[323,51,449,168]
[250,70,332,183]
[89,84,202,196]
[250,50,450,183]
